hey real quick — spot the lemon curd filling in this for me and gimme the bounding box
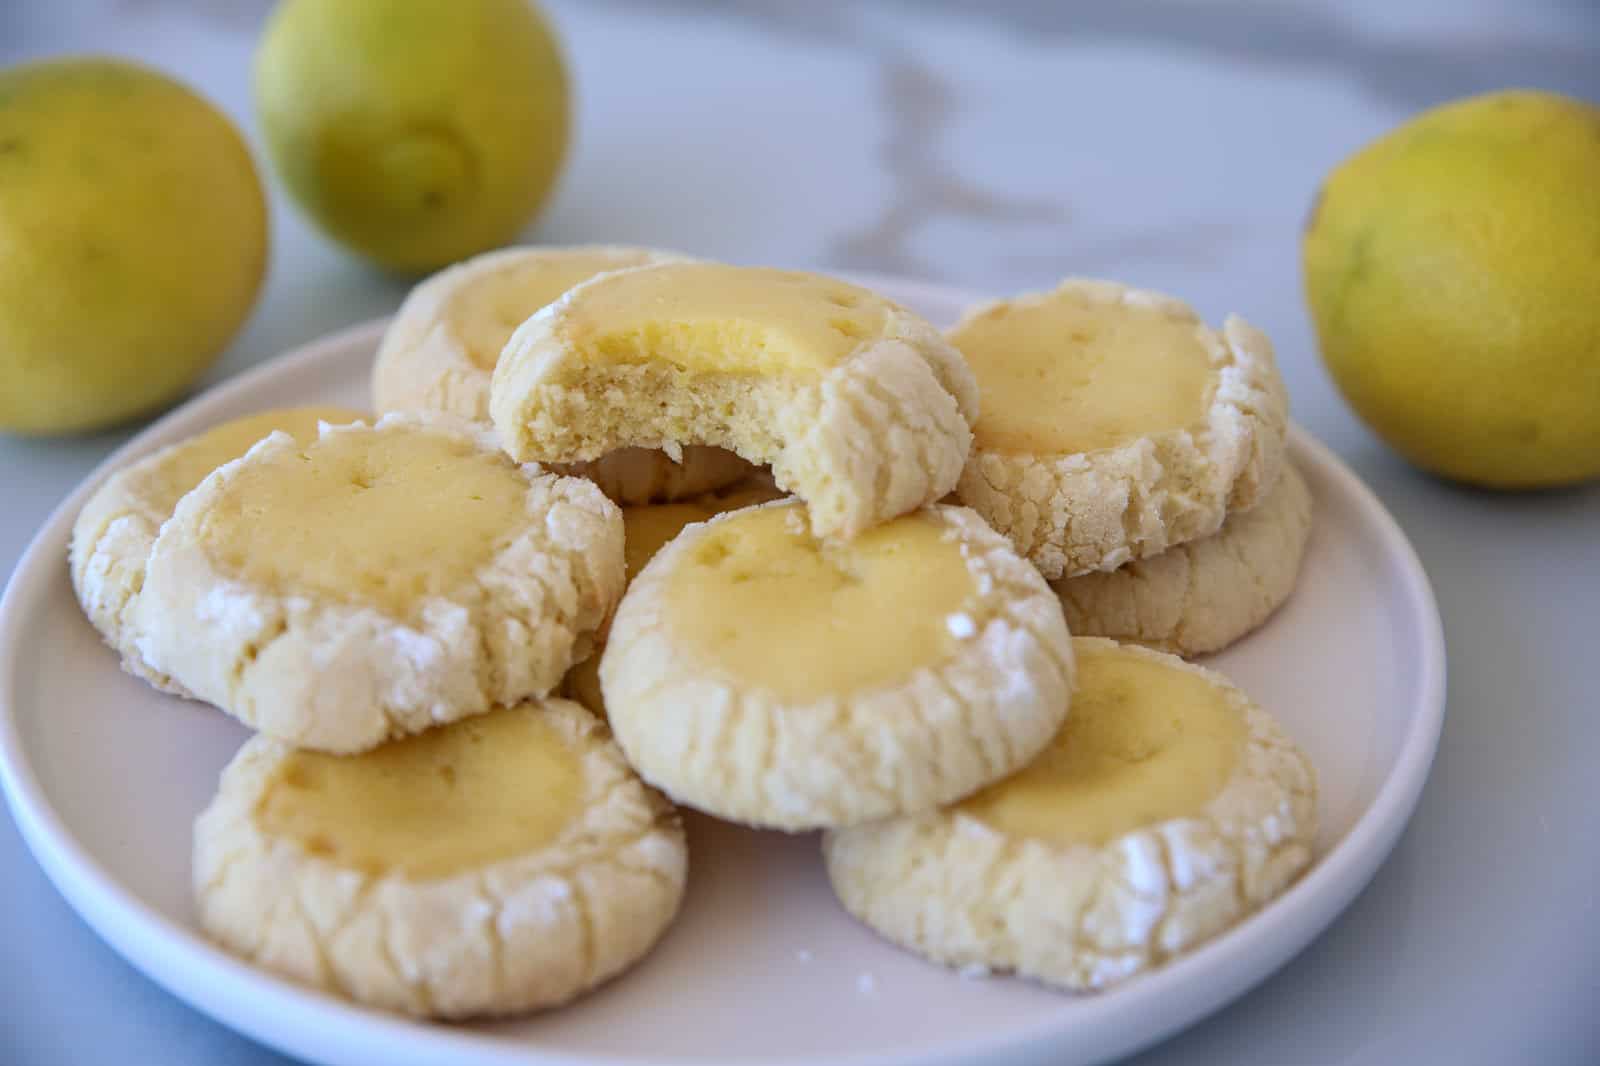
[952,295,1217,455]
[959,642,1246,847]
[573,483,785,720]
[256,706,582,880]
[621,482,786,582]
[150,406,365,516]
[562,263,889,379]
[200,429,527,617]
[665,503,976,702]
[452,251,660,369]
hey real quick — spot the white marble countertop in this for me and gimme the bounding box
[2,1,1597,1063]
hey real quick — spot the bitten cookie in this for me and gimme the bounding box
[194,699,687,1018]
[601,499,1074,830]
[1053,464,1314,656]
[823,638,1318,993]
[133,412,624,753]
[491,262,980,539]
[563,474,788,717]
[950,280,1289,579]
[69,405,367,692]
[372,244,750,504]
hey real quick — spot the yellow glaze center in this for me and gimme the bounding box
[952,292,1217,455]
[574,481,786,720]
[666,503,975,702]
[256,706,583,880]
[151,406,366,516]
[622,480,786,582]
[958,641,1245,847]
[453,251,662,369]
[201,427,527,617]
[564,263,889,379]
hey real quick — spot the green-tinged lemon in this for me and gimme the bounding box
[1304,90,1600,489]
[0,58,267,435]
[255,0,570,274]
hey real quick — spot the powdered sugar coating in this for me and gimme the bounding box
[1053,464,1314,655]
[823,639,1318,994]
[133,412,625,753]
[951,280,1289,579]
[601,501,1074,830]
[490,264,981,540]
[194,699,686,1018]
[69,406,368,693]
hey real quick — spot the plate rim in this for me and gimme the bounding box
[0,275,1447,1066]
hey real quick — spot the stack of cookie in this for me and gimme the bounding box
[947,279,1311,656]
[68,246,1319,1019]
[70,399,687,1018]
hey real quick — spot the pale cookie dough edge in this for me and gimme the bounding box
[193,699,688,1019]
[602,501,1075,830]
[133,412,625,753]
[822,639,1318,993]
[70,435,209,695]
[1053,463,1314,656]
[69,412,376,696]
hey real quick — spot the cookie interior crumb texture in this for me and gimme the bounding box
[492,261,978,539]
[559,264,889,378]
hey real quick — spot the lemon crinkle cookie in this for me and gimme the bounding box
[194,699,687,1018]
[601,499,1074,830]
[69,405,367,692]
[1053,464,1314,656]
[491,262,980,539]
[562,475,787,715]
[823,637,1317,993]
[563,474,788,717]
[133,411,624,753]
[950,279,1289,579]
[372,244,749,504]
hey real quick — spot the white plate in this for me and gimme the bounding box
[0,277,1444,1066]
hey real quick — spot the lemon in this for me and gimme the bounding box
[255,0,570,274]
[0,58,267,436]
[1304,90,1600,489]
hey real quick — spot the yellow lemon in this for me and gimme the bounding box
[0,58,267,435]
[1304,90,1600,489]
[255,0,570,274]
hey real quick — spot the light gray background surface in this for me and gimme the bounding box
[2,1,1597,1063]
